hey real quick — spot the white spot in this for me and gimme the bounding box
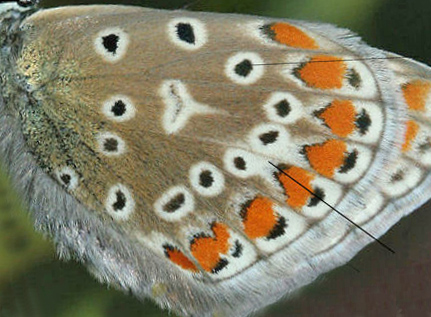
[167,17,208,50]
[382,160,423,197]
[154,186,195,221]
[97,132,126,157]
[263,92,303,125]
[105,184,135,220]
[94,27,129,63]
[247,123,292,160]
[225,52,265,85]
[351,193,384,224]
[189,162,225,197]
[102,95,136,122]
[159,80,220,134]
[223,148,268,179]
[55,166,79,190]
[405,122,431,166]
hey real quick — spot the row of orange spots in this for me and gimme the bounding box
[276,166,314,209]
[241,196,279,239]
[402,80,431,111]
[304,139,347,177]
[269,22,319,50]
[296,55,347,90]
[402,120,419,152]
[317,100,356,137]
[190,223,230,272]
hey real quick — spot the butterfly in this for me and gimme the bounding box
[1,1,431,316]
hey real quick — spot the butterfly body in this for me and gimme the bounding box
[1,2,431,316]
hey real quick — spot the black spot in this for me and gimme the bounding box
[234,157,246,170]
[419,138,431,152]
[112,190,126,211]
[266,216,287,240]
[308,187,325,207]
[176,23,195,44]
[231,240,243,258]
[163,244,175,258]
[234,59,253,77]
[103,138,119,152]
[275,99,291,117]
[163,193,185,213]
[60,173,71,186]
[390,170,404,183]
[347,68,362,89]
[211,258,229,274]
[355,109,371,135]
[239,199,253,220]
[260,24,276,40]
[112,100,126,116]
[102,34,119,54]
[339,150,358,174]
[259,130,279,145]
[199,170,214,188]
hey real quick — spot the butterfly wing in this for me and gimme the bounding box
[1,4,430,316]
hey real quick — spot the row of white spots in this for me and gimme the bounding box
[153,162,226,222]
[94,17,208,63]
[55,165,135,221]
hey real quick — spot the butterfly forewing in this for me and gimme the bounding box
[0,3,430,316]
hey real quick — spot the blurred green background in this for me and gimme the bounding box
[1,0,431,316]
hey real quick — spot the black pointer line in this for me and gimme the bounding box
[252,56,410,66]
[268,161,395,254]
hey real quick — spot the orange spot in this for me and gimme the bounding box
[270,22,318,49]
[305,139,346,177]
[297,55,347,89]
[190,223,230,272]
[242,196,277,239]
[402,80,431,111]
[317,100,356,137]
[402,120,419,152]
[165,247,198,272]
[277,166,314,208]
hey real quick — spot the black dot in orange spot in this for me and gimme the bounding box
[339,149,358,174]
[266,216,287,240]
[259,130,279,145]
[163,193,185,213]
[104,138,119,152]
[308,187,324,207]
[212,258,229,274]
[346,68,362,89]
[419,138,431,152]
[235,59,253,77]
[234,157,246,170]
[355,109,371,135]
[112,190,126,211]
[275,99,291,117]
[102,34,119,54]
[390,170,404,183]
[176,23,195,44]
